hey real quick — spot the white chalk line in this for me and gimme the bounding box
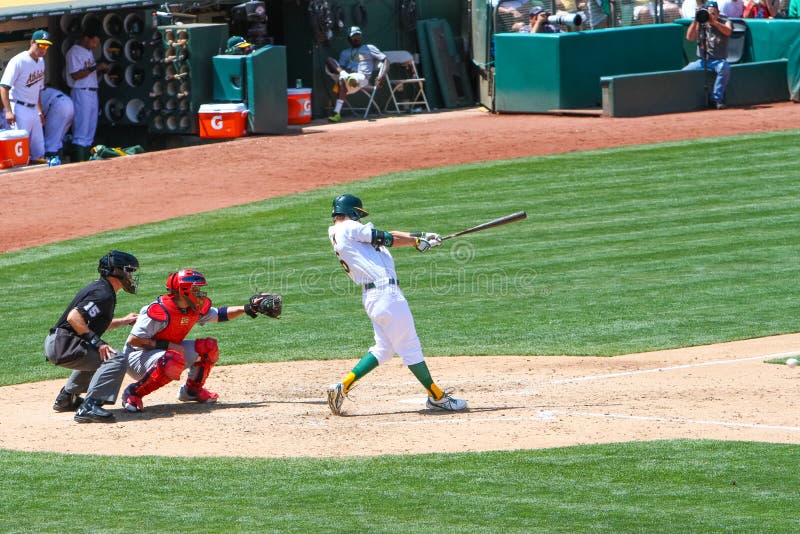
[554,410,800,432]
[548,350,800,385]
[325,350,800,431]
[322,409,800,433]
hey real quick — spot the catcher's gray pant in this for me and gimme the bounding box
[69,88,98,147]
[84,339,206,404]
[11,100,45,160]
[44,331,102,395]
[127,339,203,380]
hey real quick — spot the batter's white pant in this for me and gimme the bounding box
[70,88,99,147]
[43,92,74,154]
[11,101,44,160]
[363,287,425,366]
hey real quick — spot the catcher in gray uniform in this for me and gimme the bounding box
[75,269,281,422]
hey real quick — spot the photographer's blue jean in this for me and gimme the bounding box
[682,57,731,104]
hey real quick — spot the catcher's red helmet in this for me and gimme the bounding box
[166,269,207,309]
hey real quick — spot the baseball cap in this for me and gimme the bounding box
[349,26,362,37]
[227,35,252,49]
[31,29,53,46]
[529,6,545,16]
[705,1,719,7]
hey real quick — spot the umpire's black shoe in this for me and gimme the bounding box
[74,398,115,423]
[53,387,83,412]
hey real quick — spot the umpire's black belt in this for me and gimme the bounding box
[11,99,35,107]
[74,87,98,91]
[363,278,398,290]
[49,327,75,336]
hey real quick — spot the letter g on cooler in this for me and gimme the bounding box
[14,141,23,157]
[211,115,224,130]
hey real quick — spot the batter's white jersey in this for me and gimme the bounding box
[328,219,397,286]
[329,218,424,366]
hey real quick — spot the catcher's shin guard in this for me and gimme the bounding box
[185,338,219,392]
[130,350,185,398]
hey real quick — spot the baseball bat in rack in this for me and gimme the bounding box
[441,211,527,241]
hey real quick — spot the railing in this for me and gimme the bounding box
[495,0,795,32]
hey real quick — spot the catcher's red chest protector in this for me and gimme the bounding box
[148,295,212,344]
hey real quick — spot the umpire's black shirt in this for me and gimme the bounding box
[52,278,117,336]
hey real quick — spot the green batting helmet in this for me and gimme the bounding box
[331,194,369,220]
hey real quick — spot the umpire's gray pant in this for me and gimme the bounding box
[45,331,101,395]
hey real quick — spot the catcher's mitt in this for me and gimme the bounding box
[245,293,282,319]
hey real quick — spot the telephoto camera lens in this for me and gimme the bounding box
[547,13,583,26]
[695,8,710,22]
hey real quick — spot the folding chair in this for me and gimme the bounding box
[726,19,747,64]
[324,63,382,119]
[382,50,431,114]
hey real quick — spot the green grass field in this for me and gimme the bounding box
[2,130,799,531]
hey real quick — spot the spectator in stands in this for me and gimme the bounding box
[742,0,776,16]
[720,0,745,17]
[682,0,699,18]
[496,0,532,18]
[632,0,682,24]
[515,6,562,32]
[682,1,733,109]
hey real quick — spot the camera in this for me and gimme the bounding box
[547,13,583,27]
[695,8,710,23]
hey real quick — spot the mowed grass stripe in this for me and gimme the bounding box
[1,441,799,532]
[1,130,799,383]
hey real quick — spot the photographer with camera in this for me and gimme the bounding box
[682,1,733,110]
[517,6,561,32]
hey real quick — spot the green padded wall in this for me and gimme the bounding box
[245,45,287,134]
[494,25,686,112]
[602,60,789,117]
[212,46,287,134]
[742,19,800,61]
[212,55,246,102]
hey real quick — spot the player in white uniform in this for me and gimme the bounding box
[66,29,107,162]
[0,29,52,164]
[40,87,74,166]
[326,194,468,415]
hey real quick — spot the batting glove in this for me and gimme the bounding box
[423,232,443,247]
[415,238,432,252]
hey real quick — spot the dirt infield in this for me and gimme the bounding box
[2,335,799,457]
[1,104,799,457]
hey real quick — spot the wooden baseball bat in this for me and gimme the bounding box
[441,211,527,240]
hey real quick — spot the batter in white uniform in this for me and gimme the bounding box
[66,29,107,162]
[40,87,74,164]
[326,194,468,415]
[0,29,51,163]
